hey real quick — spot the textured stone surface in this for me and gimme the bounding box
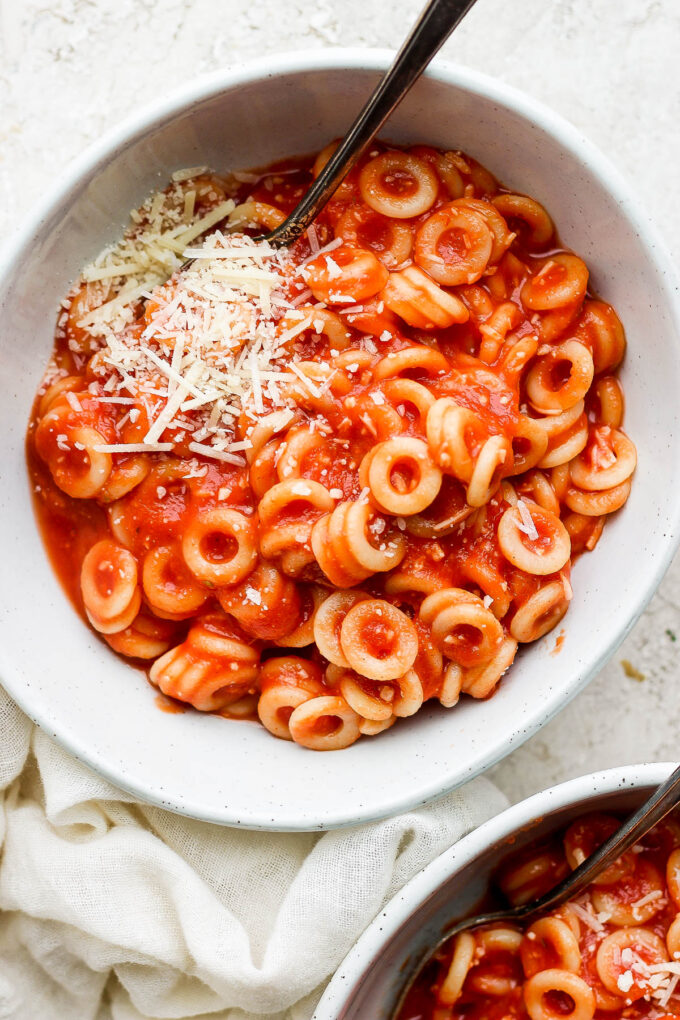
[1,0,679,805]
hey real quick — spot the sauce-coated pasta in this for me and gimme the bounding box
[27,142,636,750]
[398,811,680,1019]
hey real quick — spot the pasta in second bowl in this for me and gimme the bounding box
[1,52,680,827]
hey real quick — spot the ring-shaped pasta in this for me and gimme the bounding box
[288,695,361,751]
[227,200,285,231]
[276,427,327,481]
[339,672,394,722]
[182,508,257,586]
[408,146,465,199]
[420,589,503,668]
[150,629,259,713]
[257,657,324,740]
[564,479,631,516]
[478,301,523,364]
[81,539,138,622]
[310,513,366,588]
[218,561,302,641]
[153,612,258,694]
[359,150,439,218]
[308,306,353,350]
[439,661,463,707]
[499,849,570,908]
[48,425,113,499]
[384,566,440,597]
[563,813,636,885]
[517,470,561,517]
[451,197,512,262]
[276,584,328,648]
[142,544,209,617]
[340,599,418,681]
[574,299,626,373]
[595,927,668,998]
[510,581,569,643]
[37,375,83,417]
[563,512,605,555]
[438,933,476,1006]
[521,917,581,978]
[244,410,300,464]
[366,437,442,515]
[313,590,370,667]
[590,859,665,925]
[382,378,435,426]
[81,539,141,634]
[222,694,259,719]
[373,345,449,381]
[304,243,389,303]
[334,203,414,268]
[550,464,571,503]
[521,253,589,311]
[523,969,595,1020]
[415,205,493,285]
[249,439,281,499]
[497,502,571,575]
[509,416,550,475]
[526,341,595,414]
[381,265,470,329]
[533,401,585,439]
[569,429,636,491]
[492,193,554,246]
[258,687,318,740]
[426,398,482,481]
[538,415,589,470]
[277,308,344,353]
[462,635,518,698]
[105,610,176,659]
[467,434,512,507]
[327,500,406,575]
[589,375,624,428]
[86,589,141,637]
[98,455,150,502]
[466,927,524,997]
[668,848,680,909]
[259,479,335,560]
[359,717,396,736]
[351,395,405,442]
[393,669,424,717]
[667,913,680,957]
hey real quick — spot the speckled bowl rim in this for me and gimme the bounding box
[1,51,680,830]
[313,762,677,1018]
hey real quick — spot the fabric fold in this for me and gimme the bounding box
[0,688,507,1019]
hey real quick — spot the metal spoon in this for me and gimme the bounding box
[392,762,680,1017]
[261,0,481,248]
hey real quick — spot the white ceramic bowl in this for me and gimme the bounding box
[1,51,679,831]
[313,762,676,1018]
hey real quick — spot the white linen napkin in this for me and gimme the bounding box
[0,685,507,1020]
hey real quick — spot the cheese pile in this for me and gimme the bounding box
[70,172,336,465]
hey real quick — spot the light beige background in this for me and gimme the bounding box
[1,0,679,802]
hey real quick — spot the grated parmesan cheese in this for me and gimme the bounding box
[516,498,539,541]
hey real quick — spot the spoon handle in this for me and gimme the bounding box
[263,0,480,247]
[521,761,680,914]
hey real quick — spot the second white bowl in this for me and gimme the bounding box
[313,762,676,1018]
